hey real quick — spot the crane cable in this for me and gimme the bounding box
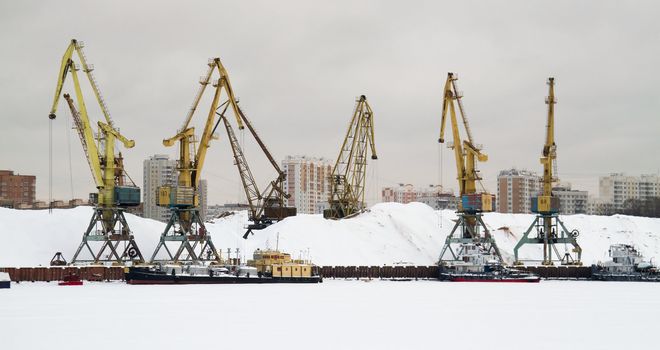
[49,117,53,214]
[438,141,443,228]
[65,110,75,199]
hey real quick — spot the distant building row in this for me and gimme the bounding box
[382,183,458,210]
[496,169,660,215]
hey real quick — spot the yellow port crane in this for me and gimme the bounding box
[324,95,377,219]
[150,57,295,261]
[149,58,239,263]
[513,77,582,265]
[48,39,143,264]
[437,73,502,263]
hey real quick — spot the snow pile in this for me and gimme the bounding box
[1,203,659,266]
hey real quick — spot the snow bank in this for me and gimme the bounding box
[1,203,659,266]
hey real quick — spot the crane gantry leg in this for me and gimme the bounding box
[71,207,144,264]
[438,212,503,264]
[149,208,221,264]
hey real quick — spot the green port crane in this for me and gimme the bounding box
[437,73,502,264]
[324,95,377,219]
[48,39,143,264]
[513,77,582,265]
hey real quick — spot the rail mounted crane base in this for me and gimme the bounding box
[513,214,582,266]
[438,213,503,263]
[71,207,144,264]
[149,208,221,263]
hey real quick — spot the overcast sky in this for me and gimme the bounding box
[1,0,659,205]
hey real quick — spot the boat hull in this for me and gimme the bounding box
[447,275,540,283]
[125,269,322,285]
[58,281,83,286]
[591,273,660,282]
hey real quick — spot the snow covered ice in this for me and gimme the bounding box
[1,280,659,350]
[1,203,660,349]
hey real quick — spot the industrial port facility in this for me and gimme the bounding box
[0,39,644,285]
[2,3,660,350]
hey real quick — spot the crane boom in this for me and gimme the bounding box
[541,77,557,197]
[438,73,489,205]
[49,39,114,127]
[162,58,245,200]
[211,71,292,237]
[49,39,136,204]
[62,92,103,189]
[324,95,377,219]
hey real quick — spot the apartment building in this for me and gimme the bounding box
[282,155,333,214]
[496,169,540,213]
[600,173,660,209]
[0,170,36,208]
[143,154,177,222]
[552,184,588,214]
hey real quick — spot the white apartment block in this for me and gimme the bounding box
[599,173,660,209]
[552,184,588,214]
[496,169,541,214]
[143,154,177,222]
[282,155,333,214]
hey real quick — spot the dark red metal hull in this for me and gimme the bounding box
[449,277,540,283]
[58,281,83,286]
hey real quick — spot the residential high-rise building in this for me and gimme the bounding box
[496,169,541,213]
[600,173,660,209]
[0,170,36,208]
[282,155,333,214]
[552,184,588,214]
[143,154,177,222]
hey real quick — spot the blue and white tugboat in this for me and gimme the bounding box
[439,243,540,283]
[591,244,660,281]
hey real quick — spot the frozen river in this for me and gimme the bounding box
[1,280,658,350]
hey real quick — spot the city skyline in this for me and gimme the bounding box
[1,1,659,205]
